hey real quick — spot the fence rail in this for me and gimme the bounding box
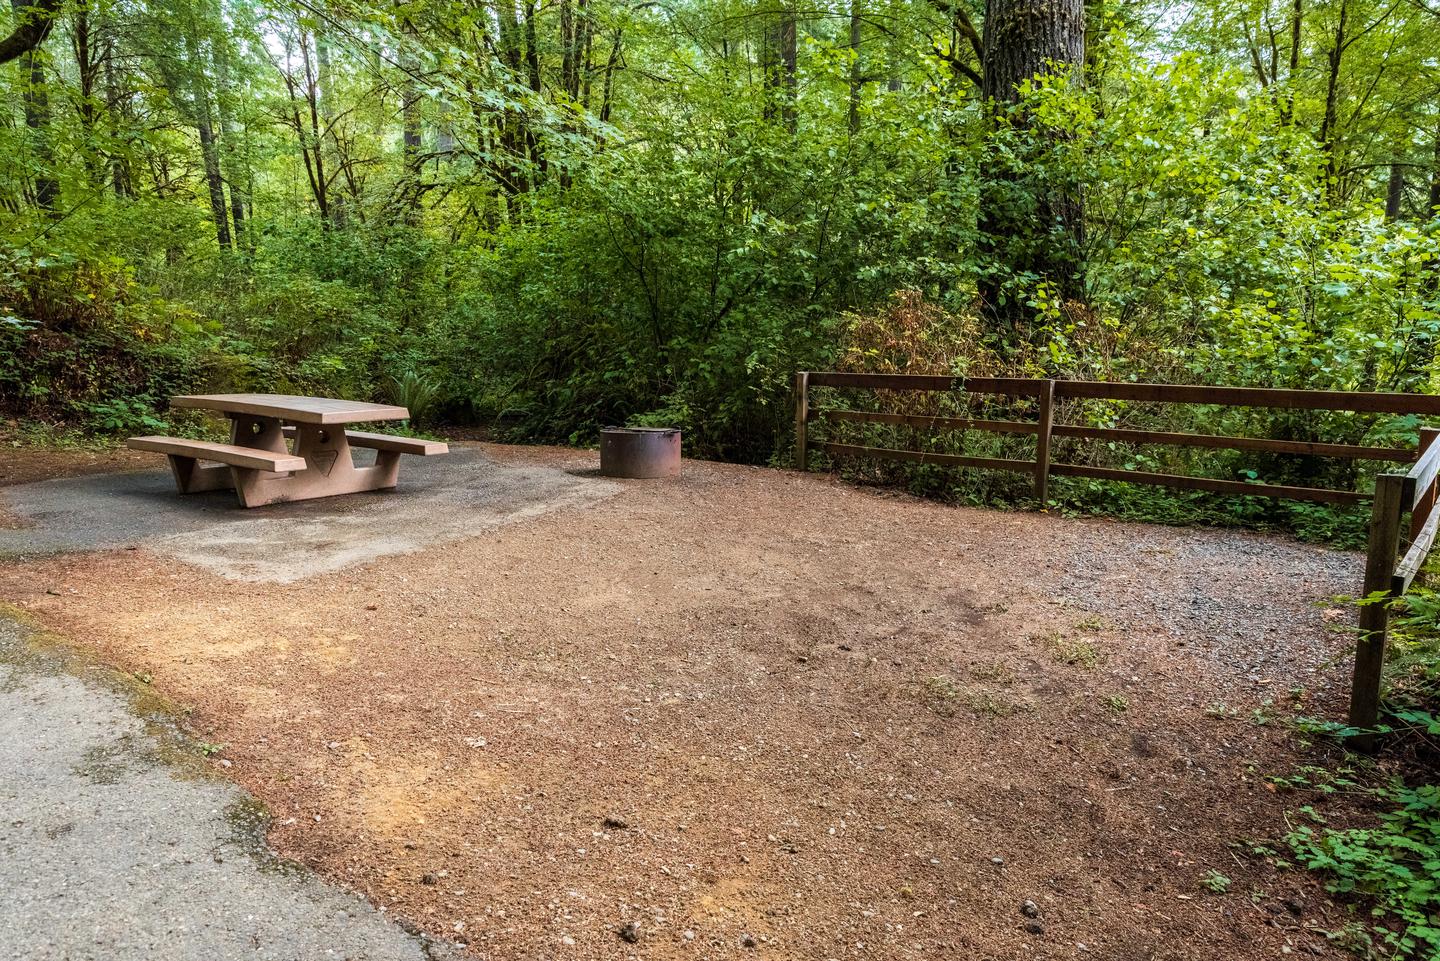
[793,371,1440,746]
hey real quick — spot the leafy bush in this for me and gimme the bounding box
[82,397,170,435]
[1287,784,1440,959]
[386,369,442,427]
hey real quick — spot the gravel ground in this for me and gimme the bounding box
[0,443,1367,961]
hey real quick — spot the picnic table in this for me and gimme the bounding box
[127,394,448,508]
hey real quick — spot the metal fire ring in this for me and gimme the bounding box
[599,427,682,479]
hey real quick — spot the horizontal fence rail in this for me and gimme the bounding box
[793,371,1440,747]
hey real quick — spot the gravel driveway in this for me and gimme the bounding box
[0,443,1366,960]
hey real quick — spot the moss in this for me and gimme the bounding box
[0,603,209,779]
[0,604,313,878]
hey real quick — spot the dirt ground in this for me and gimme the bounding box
[0,442,1367,960]
[0,441,151,489]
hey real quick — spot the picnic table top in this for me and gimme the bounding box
[170,394,409,425]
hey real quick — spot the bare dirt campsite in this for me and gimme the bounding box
[0,442,1366,960]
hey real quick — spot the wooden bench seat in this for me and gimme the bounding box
[281,426,448,455]
[126,436,307,472]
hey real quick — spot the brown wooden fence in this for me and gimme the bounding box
[793,371,1440,745]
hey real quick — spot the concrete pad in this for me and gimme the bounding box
[0,447,619,582]
[0,616,460,961]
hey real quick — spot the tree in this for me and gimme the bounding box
[976,0,1087,353]
[12,0,57,210]
[0,0,59,65]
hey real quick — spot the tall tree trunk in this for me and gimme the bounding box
[314,31,349,226]
[301,33,331,225]
[1281,0,1302,123]
[522,0,541,93]
[560,0,576,99]
[1411,119,1440,385]
[279,33,329,223]
[764,3,797,131]
[977,0,1086,353]
[780,5,797,132]
[13,0,57,211]
[196,113,232,249]
[848,0,862,133]
[1319,0,1347,204]
[174,26,231,248]
[71,0,104,188]
[598,28,621,123]
[102,32,133,198]
[1385,162,1404,221]
[401,51,422,221]
[521,0,547,181]
[494,0,530,192]
[213,45,247,244]
[580,21,594,108]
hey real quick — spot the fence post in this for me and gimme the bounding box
[1034,379,1056,503]
[1348,471,1406,750]
[794,371,810,471]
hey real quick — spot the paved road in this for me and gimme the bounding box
[0,616,459,961]
[0,446,617,582]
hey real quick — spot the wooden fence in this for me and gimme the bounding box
[793,371,1440,744]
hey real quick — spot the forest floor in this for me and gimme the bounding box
[0,441,1368,960]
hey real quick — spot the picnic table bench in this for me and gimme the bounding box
[127,394,448,507]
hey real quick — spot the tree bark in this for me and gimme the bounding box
[101,30,132,198]
[302,33,329,225]
[1410,119,1440,383]
[13,0,57,211]
[1385,162,1404,221]
[980,0,1083,110]
[1281,0,1302,123]
[213,42,247,243]
[561,0,582,100]
[0,0,59,66]
[315,32,345,223]
[1319,0,1347,203]
[848,0,861,133]
[780,5,796,132]
[598,28,621,123]
[71,0,104,188]
[976,0,1086,352]
[196,113,231,249]
[400,47,422,221]
[764,3,797,131]
[175,27,231,248]
[493,0,533,192]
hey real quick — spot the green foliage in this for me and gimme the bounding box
[0,0,1436,487]
[1287,783,1440,959]
[82,397,169,435]
[1282,574,1440,960]
[1198,870,1232,894]
[386,369,442,426]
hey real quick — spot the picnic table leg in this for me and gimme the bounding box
[169,415,291,495]
[372,449,402,488]
[229,415,289,454]
[166,454,233,493]
[230,423,402,507]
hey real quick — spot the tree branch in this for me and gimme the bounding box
[0,0,62,65]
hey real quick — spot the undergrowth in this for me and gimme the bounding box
[1280,579,1440,959]
[1286,782,1440,959]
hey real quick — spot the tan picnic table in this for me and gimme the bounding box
[127,393,447,508]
